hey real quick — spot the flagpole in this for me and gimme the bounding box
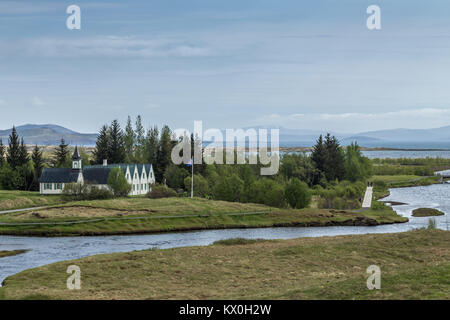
[191,156,194,198]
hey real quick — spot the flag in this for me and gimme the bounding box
[186,158,193,167]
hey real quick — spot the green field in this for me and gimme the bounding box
[0,197,407,236]
[0,190,64,211]
[1,229,447,300]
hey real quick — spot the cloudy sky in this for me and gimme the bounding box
[1,0,450,133]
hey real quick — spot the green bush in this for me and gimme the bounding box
[284,178,311,209]
[62,183,113,200]
[184,174,209,197]
[107,167,132,197]
[147,184,178,199]
[371,200,386,210]
[245,178,286,207]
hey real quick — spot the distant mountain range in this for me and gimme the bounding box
[1,124,450,149]
[0,124,97,146]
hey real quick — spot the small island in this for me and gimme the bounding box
[412,208,445,217]
[0,250,28,258]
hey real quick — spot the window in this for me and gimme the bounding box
[133,185,135,191]
[56,183,63,190]
[44,183,53,190]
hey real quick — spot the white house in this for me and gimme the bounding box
[39,147,155,195]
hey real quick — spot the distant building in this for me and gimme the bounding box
[39,147,155,195]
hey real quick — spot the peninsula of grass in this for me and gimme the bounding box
[0,190,64,212]
[1,229,448,300]
[0,197,407,237]
[0,250,28,258]
[412,208,445,217]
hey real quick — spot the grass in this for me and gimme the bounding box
[373,175,440,188]
[0,190,65,211]
[0,250,28,258]
[412,208,445,217]
[0,229,448,300]
[0,197,407,236]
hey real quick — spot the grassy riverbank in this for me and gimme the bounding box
[0,190,64,211]
[0,250,28,258]
[0,197,407,236]
[1,229,448,300]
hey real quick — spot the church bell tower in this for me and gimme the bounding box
[72,146,82,171]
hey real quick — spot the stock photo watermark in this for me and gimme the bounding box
[367,5,381,30]
[171,121,280,175]
[66,4,81,30]
[67,265,81,290]
[366,265,381,290]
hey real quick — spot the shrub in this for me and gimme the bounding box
[147,184,177,199]
[371,200,386,210]
[184,174,209,197]
[107,167,132,197]
[213,174,244,202]
[285,178,311,209]
[245,178,286,207]
[62,183,113,200]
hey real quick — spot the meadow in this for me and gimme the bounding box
[1,229,447,300]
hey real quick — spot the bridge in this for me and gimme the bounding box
[361,186,373,209]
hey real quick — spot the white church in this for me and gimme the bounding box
[39,147,155,195]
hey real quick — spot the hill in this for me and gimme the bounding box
[0,124,97,146]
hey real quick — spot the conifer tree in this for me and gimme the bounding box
[31,145,44,190]
[156,125,172,182]
[0,139,4,167]
[94,125,110,164]
[123,116,136,162]
[53,138,70,168]
[18,138,29,166]
[135,115,145,162]
[311,135,325,172]
[108,120,126,164]
[323,133,345,181]
[145,126,159,168]
[7,126,21,169]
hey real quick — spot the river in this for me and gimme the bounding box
[0,184,448,285]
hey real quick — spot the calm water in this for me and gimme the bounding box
[284,150,450,159]
[362,150,450,159]
[0,184,448,284]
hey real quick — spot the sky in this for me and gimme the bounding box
[1,0,450,134]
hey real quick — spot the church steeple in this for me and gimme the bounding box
[72,146,82,170]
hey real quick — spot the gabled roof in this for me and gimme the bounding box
[83,167,113,185]
[40,163,154,184]
[40,168,79,183]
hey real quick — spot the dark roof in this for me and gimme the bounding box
[40,168,79,183]
[72,146,81,160]
[85,164,153,176]
[83,167,113,185]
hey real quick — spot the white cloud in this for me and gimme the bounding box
[30,96,44,106]
[2,36,214,59]
[251,108,450,133]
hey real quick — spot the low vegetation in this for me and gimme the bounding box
[0,190,64,211]
[1,229,447,300]
[0,250,28,258]
[0,197,406,236]
[412,208,445,217]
